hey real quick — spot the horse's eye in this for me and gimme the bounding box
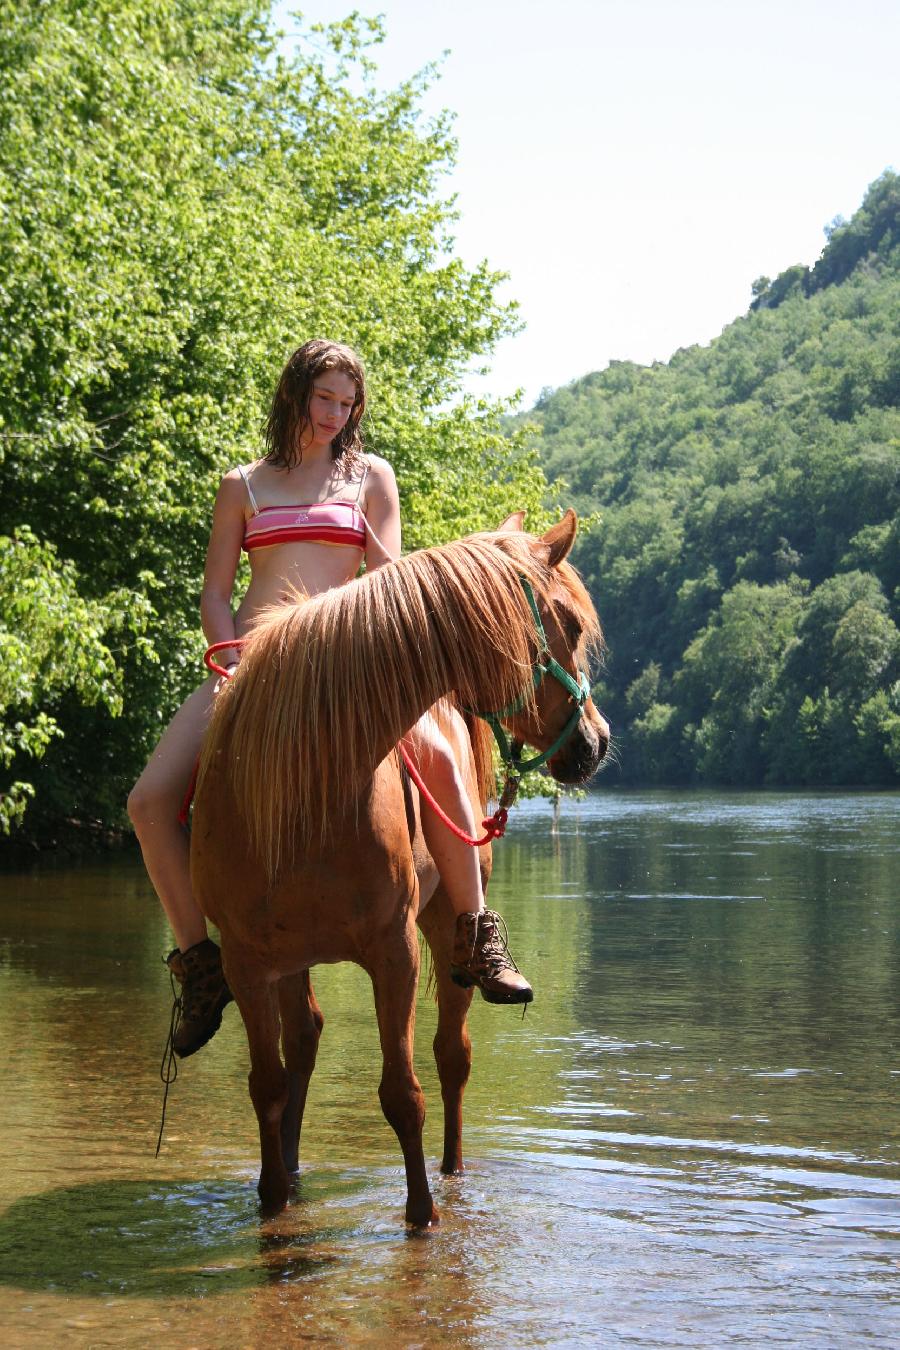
[561,611,582,644]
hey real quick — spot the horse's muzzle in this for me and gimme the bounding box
[549,705,610,784]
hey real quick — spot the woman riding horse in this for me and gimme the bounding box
[193,513,609,1222]
[128,339,532,1060]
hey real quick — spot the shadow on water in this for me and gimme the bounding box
[0,1173,375,1298]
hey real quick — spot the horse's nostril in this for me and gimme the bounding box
[593,715,610,761]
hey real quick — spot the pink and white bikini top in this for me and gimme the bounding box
[239,463,368,554]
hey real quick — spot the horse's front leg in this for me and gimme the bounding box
[418,885,474,1175]
[369,920,439,1227]
[228,970,291,1215]
[278,970,324,1175]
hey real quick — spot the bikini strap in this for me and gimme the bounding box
[237,464,260,515]
[354,458,370,502]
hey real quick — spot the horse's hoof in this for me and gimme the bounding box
[440,1160,464,1176]
[257,1176,290,1217]
[259,1193,289,1219]
[405,1199,440,1228]
[256,1198,288,1220]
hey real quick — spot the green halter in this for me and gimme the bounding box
[469,578,591,780]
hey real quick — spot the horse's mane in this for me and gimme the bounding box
[198,530,601,879]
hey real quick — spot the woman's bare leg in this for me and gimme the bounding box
[405,709,532,1004]
[128,676,232,1053]
[403,711,482,919]
[127,678,215,949]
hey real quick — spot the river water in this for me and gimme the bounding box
[0,791,898,1347]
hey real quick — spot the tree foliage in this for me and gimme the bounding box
[528,173,900,787]
[0,527,152,832]
[0,0,552,840]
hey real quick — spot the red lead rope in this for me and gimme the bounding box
[180,641,512,848]
[398,744,510,847]
[203,639,247,679]
[177,641,246,826]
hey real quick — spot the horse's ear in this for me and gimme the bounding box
[496,511,526,532]
[539,509,578,567]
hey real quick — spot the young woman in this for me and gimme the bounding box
[128,339,532,1058]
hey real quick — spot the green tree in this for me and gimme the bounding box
[0,0,552,839]
[676,582,804,784]
[784,571,894,697]
[0,528,150,832]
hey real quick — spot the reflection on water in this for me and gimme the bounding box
[0,791,898,1346]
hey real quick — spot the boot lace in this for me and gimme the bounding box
[480,909,523,976]
[156,964,182,1157]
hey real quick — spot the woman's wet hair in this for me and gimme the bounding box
[263,339,367,470]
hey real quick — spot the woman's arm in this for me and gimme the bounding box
[200,472,247,668]
[362,456,401,571]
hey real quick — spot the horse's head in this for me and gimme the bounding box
[486,510,610,784]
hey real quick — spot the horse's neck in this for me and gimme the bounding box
[368,678,460,767]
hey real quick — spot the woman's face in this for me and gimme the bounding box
[303,371,359,450]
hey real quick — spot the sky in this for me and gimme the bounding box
[274,0,899,407]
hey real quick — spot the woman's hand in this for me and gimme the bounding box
[213,662,240,696]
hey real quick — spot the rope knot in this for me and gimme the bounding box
[481,807,508,839]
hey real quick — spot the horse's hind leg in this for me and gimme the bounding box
[370,924,438,1227]
[278,970,324,1175]
[418,886,474,1175]
[230,975,291,1215]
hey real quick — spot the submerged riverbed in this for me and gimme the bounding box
[1,790,898,1347]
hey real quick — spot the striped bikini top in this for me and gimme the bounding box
[239,463,368,554]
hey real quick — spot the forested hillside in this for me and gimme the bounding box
[532,173,900,786]
[0,0,550,841]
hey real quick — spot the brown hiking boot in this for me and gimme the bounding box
[166,938,233,1058]
[450,909,534,1004]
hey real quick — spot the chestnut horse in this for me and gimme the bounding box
[191,512,608,1224]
